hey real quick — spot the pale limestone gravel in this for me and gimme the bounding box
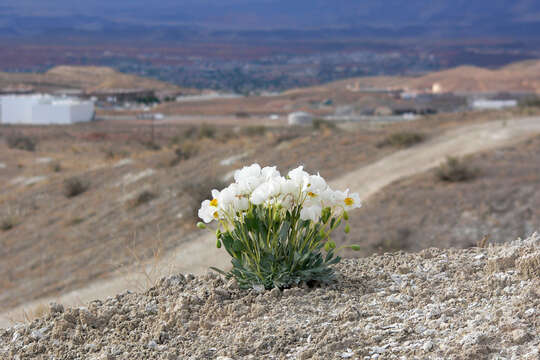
[2,234,539,360]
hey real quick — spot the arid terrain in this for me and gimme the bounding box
[2,102,540,327]
[2,234,539,359]
[0,66,195,94]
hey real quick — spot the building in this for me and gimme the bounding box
[0,94,95,125]
[288,111,314,125]
[472,99,517,110]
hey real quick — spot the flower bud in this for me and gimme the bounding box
[343,211,349,221]
[329,241,336,249]
[196,222,207,229]
[324,242,331,252]
[350,244,361,251]
[344,224,350,234]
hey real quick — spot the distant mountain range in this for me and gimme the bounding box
[2,0,540,41]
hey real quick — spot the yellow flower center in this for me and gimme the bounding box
[307,191,317,198]
[344,197,354,206]
[210,198,218,207]
[213,211,219,219]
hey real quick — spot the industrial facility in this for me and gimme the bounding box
[0,94,95,125]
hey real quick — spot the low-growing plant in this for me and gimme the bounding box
[67,217,85,226]
[435,156,477,182]
[130,190,157,208]
[199,124,216,139]
[0,217,17,231]
[242,125,267,137]
[170,141,199,166]
[64,177,89,198]
[50,161,62,173]
[141,141,161,151]
[377,132,425,148]
[235,112,251,118]
[312,118,336,130]
[197,164,362,289]
[6,134,37,152]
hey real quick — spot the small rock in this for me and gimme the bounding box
[423,341,434,351]
[30,330,43,340]
[512,329,529,344]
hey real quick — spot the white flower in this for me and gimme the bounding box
[334,189,362,210]
[288,166,310,190]
[234,163,263,193]
[251,176,282,205]
[261,166,280,181]
[300,205,322,222]
[198,200,220,223]
[234,163,261,183]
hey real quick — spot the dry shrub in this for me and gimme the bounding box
[313,118,336,130]
[130,190,157,208]
[199,124,216,139]
[67,217,85,226]
[64,177,90,198]
[1,217,17,231]
[50,161,62,172]
[435,156,477,182]
[242,125,267,137]
[6,134,37,152]
[141,141,161,151]
[377,132,425,148]
[170,141,199,166]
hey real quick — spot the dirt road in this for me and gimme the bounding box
[2,116,540,327]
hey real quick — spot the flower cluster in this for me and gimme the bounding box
[197,163,362,289]
[199,163,361,224]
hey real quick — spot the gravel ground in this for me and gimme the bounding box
[2,234,539,360]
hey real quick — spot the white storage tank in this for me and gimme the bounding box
[288,111,313,125]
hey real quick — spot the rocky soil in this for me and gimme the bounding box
[2,234,540,360]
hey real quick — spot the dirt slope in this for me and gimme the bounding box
[0,66,194,93]
[327,59,540,94]
[2,115,539,328]
[2,234,539,359]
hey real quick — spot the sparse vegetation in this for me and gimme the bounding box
[6,134,37,152]
[130,190,158,208]
[103,148,130,160]
[50,161,62,172]
[435,156,477,182]
[141,141,161,151]
[0,217,18,232]
[63,177,90,198]
[242,125,267,136]
[170,141,199,166]
[67,217,85,226]
[199,124,216,139]
[519,97,540,108]
[312,118,336,130]
[377,132,425,148]
[235,112,251,118]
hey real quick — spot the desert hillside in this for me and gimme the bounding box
[328,59,540,94]
[1,234,539,359]
[0,66,196,94]
[1,108,540,320]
